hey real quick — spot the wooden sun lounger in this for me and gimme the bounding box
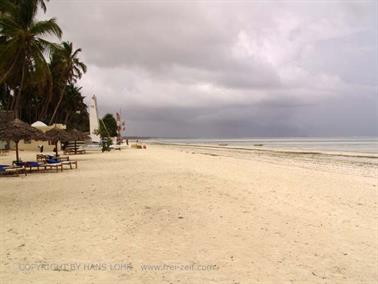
[36,154,70,162]
[24,162,49,173]
[58,156,70,161]
[0,166,26,177]
[24,161,76,173]
[64,149,86,155]
[43,162,64,172]
[61,160,78,169]
[36,154,46,162]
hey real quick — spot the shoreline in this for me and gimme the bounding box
[150,141,378,159]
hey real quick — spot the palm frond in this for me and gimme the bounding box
[30,18,62,39]
[36,0,49,13]
[0,16,22,36]
[37,38,60,56]
[18,0,39,28]
[78,61,87,73]
[0,0,17,15]
[31,47,51,84]
[72,48,82,58]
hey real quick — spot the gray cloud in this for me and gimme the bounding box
[43,0,377,137]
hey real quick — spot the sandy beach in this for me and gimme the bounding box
[0,144,377,283]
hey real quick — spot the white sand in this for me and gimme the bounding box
[0,145,377,283]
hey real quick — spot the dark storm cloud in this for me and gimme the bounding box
[43,0,377,137]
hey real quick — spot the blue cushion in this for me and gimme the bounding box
[26,162,39,167]
[47,159,59,164]
[0,166,5,172]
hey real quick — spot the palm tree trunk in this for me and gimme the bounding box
[49,85,66,125]
[5,87,13,110]
[0,63,17,85]
[0,51,20,85]
[39,84,53,121]
[38,92,49,121]
[13,63,26,119]
[64,112,71,126]
[15,141,19,162]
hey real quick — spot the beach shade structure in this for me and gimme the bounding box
[45,127,73,156]
[0,119,46,162]
[67,129,90,154]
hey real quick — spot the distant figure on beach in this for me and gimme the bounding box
[38,144,44,153]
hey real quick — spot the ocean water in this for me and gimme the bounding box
[155,137,378,155]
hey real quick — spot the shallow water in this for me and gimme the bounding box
[155,137,378,155]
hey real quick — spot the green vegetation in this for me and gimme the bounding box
[0,0,89,131]
[93,113,117,152]
[99,113,117,138]
[101,137,112,152]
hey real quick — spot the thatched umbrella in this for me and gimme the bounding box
[67,129,90,154]
[45,127,73,156]
[0,119,46,162]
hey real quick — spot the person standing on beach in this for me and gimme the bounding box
[38,144,44,153]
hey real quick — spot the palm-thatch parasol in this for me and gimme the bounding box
[0,118,46,162]
[45,127,73,156]
[67,129,90,154]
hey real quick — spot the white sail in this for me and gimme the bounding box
[89,95,101,143]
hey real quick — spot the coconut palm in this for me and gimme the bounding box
[0,0,62,118]
[49,41,87,124]
[1,0,49,14]
[59,84,87,125]
[33,0,49,13]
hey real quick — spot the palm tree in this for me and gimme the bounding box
[49,41,87,124]
[58,84,86,125]
[34,0,49,13]
[1,0,49,13]
[0,0,62,118]
[0,84,12,110]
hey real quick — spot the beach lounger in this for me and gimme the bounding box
[35,156,77,171]
[50,155,69,161]
[61,160,78,169]
[49,157,78,169]
[36,154,70,162]
[24,161,46,173]
[12,161,45,174]
[36,154,46,162]
[46,156,77,170]
[17,160,71,173]
[63,149,86,155]
[0,165,26,176]
[45,159,64,172]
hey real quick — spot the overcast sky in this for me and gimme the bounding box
[44,0,377,138]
